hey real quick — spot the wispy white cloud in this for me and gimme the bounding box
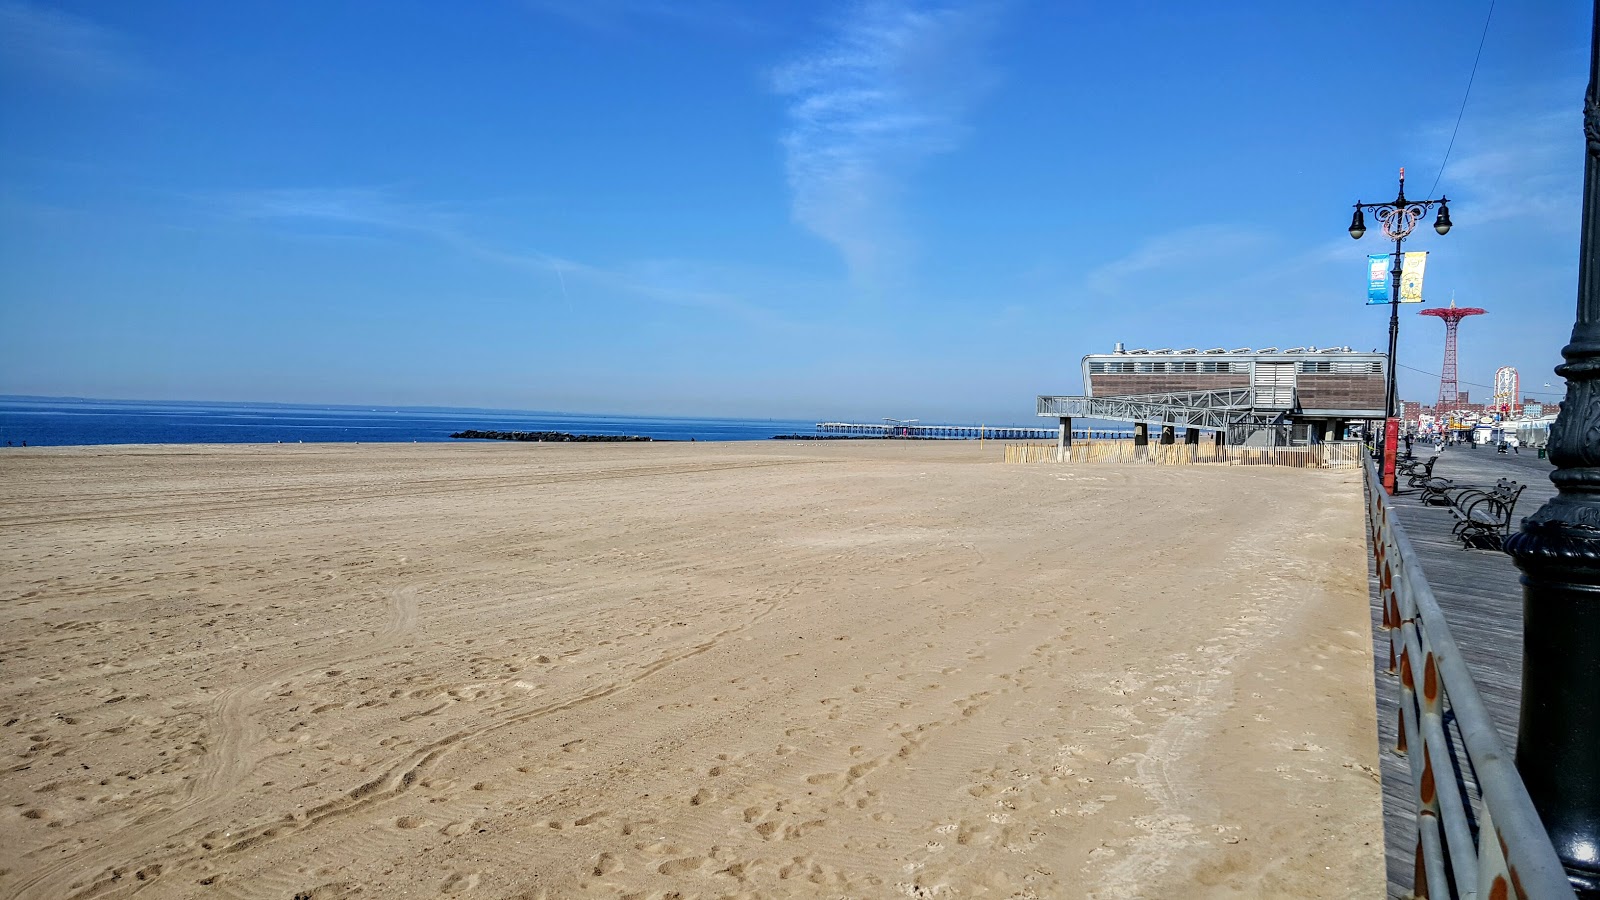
[773,1,998,285]
[222,187,459,234]
[0,1,148,87]
[524,0,766,36]
[1085,225,1273,295]
[1422,95,1582,228]
[221,186,810,330]
[469,245,808,329]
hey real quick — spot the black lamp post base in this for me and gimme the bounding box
[1505,516,1600,897]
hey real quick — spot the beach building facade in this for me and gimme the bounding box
[1065,344,1388,443]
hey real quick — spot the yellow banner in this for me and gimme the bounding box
[1399,251,1427,303]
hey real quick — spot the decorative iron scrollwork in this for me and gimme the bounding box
[1585,95,1600,157]
[1375,202,1434,241]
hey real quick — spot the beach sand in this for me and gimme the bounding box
[0,441,1382,899]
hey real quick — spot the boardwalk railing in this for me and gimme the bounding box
[1002,440,1363,468]
[1365,459,1575,899]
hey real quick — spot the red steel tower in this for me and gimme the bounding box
[1418,299,1487,410]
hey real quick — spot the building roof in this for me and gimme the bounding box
[1104,345,1359,355]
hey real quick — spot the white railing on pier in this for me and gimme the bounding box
[814,422,1097,440]
[1365,458,1574,900]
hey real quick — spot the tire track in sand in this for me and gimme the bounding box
[10,582,424,900]
[1095,522,1298,898]
[31,587,781,899]
[0,460,806,529]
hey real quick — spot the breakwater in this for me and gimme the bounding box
[450,430,653,442]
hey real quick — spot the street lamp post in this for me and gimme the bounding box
[1348,170,1453,494]
[1501,5,1600,892]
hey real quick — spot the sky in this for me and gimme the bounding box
[0,0,1591,424]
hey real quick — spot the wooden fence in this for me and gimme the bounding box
[1003,440,1365,469]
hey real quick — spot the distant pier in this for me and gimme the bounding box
[815,422,1128,441]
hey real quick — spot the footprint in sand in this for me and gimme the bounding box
[656,856,707,875]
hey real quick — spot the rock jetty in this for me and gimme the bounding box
[450,430,653,442]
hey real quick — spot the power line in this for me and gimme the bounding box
[1426,0,1495,198]
[1398,363,1564,398]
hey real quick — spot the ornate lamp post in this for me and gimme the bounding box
[1348,171,1453,493]
[1502,5,1600,892]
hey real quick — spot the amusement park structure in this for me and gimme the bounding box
[1494,365,1520,414]
[1419,299,1487,409]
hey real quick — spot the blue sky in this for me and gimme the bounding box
[0,0,1589,423]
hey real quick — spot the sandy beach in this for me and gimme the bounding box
[0,441,1382,899]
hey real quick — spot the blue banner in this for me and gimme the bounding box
[1367,254,1390,304]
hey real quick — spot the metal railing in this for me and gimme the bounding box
[1036,392,1245,430]
[1036,388,1304,432]
[1364,459,1575,899]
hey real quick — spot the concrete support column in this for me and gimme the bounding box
[1133,422,1149,459]
[1056,416,1071,462]
[1159,422,1175,445]
[1214,429,1227,447]
[1184,427,1200,445]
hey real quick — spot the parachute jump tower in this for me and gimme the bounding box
[1419,299,1486,410]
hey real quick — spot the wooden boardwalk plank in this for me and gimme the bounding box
[1367,447,1556,898]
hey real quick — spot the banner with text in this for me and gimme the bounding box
[1400,251,1427,302]
[1367,254,1389,304]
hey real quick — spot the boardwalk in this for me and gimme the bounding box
[1368,445,1558,897]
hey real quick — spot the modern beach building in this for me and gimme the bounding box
[1039,344,1388,445]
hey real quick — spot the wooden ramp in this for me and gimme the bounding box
[1368,446,1558,897]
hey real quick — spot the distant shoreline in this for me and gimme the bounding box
[1,398,817,446]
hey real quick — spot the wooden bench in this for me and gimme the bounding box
[1419,474,1509,509]
[1418,470,1505,506]
[1419,474,1467,506]
[1400,455,1437,490]
[1445,480,1525,550]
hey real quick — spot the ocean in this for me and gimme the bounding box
[0,397,829,447]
